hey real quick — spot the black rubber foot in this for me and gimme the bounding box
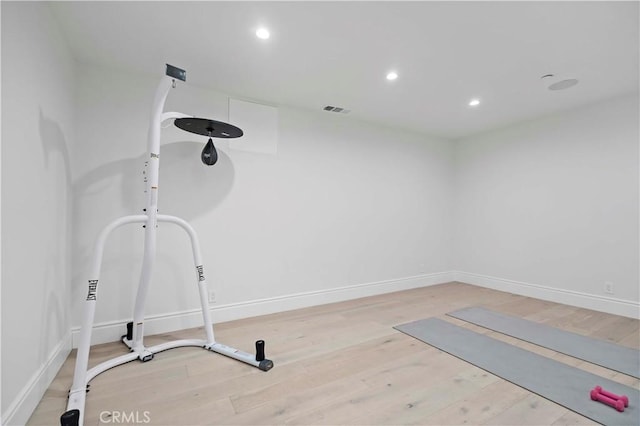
[259,359,274,371]
[60,409,80,426]
[255,340,265,362]
[126,322,133,340]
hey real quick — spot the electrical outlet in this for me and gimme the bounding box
[604,281,614,295]
[208,290,216,303]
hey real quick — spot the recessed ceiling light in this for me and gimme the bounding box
[468,98,480,107]
[256,28,270,40]
[386,71,398,81]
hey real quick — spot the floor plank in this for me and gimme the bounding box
[27,282,639,425]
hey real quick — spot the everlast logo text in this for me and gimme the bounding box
[196,265,205,281]
[87,280,98,301]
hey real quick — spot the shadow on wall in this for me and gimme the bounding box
[38,109,72,364]
[74,140,236,221]
[152,141,236,219]
[69,141,235,308]
[40,109,72,182]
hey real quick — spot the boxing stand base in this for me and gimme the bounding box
[61,340,272,426]
[60,216,273,426]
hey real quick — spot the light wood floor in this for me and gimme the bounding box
[28,282,639,425]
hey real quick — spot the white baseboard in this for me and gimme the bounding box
[453,271,640,319]
[71,271,455,347]
[2,332,72,426]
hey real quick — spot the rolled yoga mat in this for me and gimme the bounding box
[394,317,640,426]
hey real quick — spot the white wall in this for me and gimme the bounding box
[453,94,639,316]
[71,63,455,342]
[1,2,75,424]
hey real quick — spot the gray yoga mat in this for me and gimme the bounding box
[394,317,640,426]
[448,306,640,379]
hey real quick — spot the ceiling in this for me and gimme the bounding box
[49,1,639,140]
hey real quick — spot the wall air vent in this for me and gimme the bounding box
[323,105,351,114]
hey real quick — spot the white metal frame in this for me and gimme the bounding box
[62,67,272,426]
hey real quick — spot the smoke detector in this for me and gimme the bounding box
[541,74,579,91]
[323,105,351,114]
[549,79,579,91]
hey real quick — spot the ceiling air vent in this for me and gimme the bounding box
[323,105,351,114]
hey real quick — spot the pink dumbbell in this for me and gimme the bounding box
[594,386,629,407]
[590,387,626,412]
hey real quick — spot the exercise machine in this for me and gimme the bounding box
[60,65,273,426]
